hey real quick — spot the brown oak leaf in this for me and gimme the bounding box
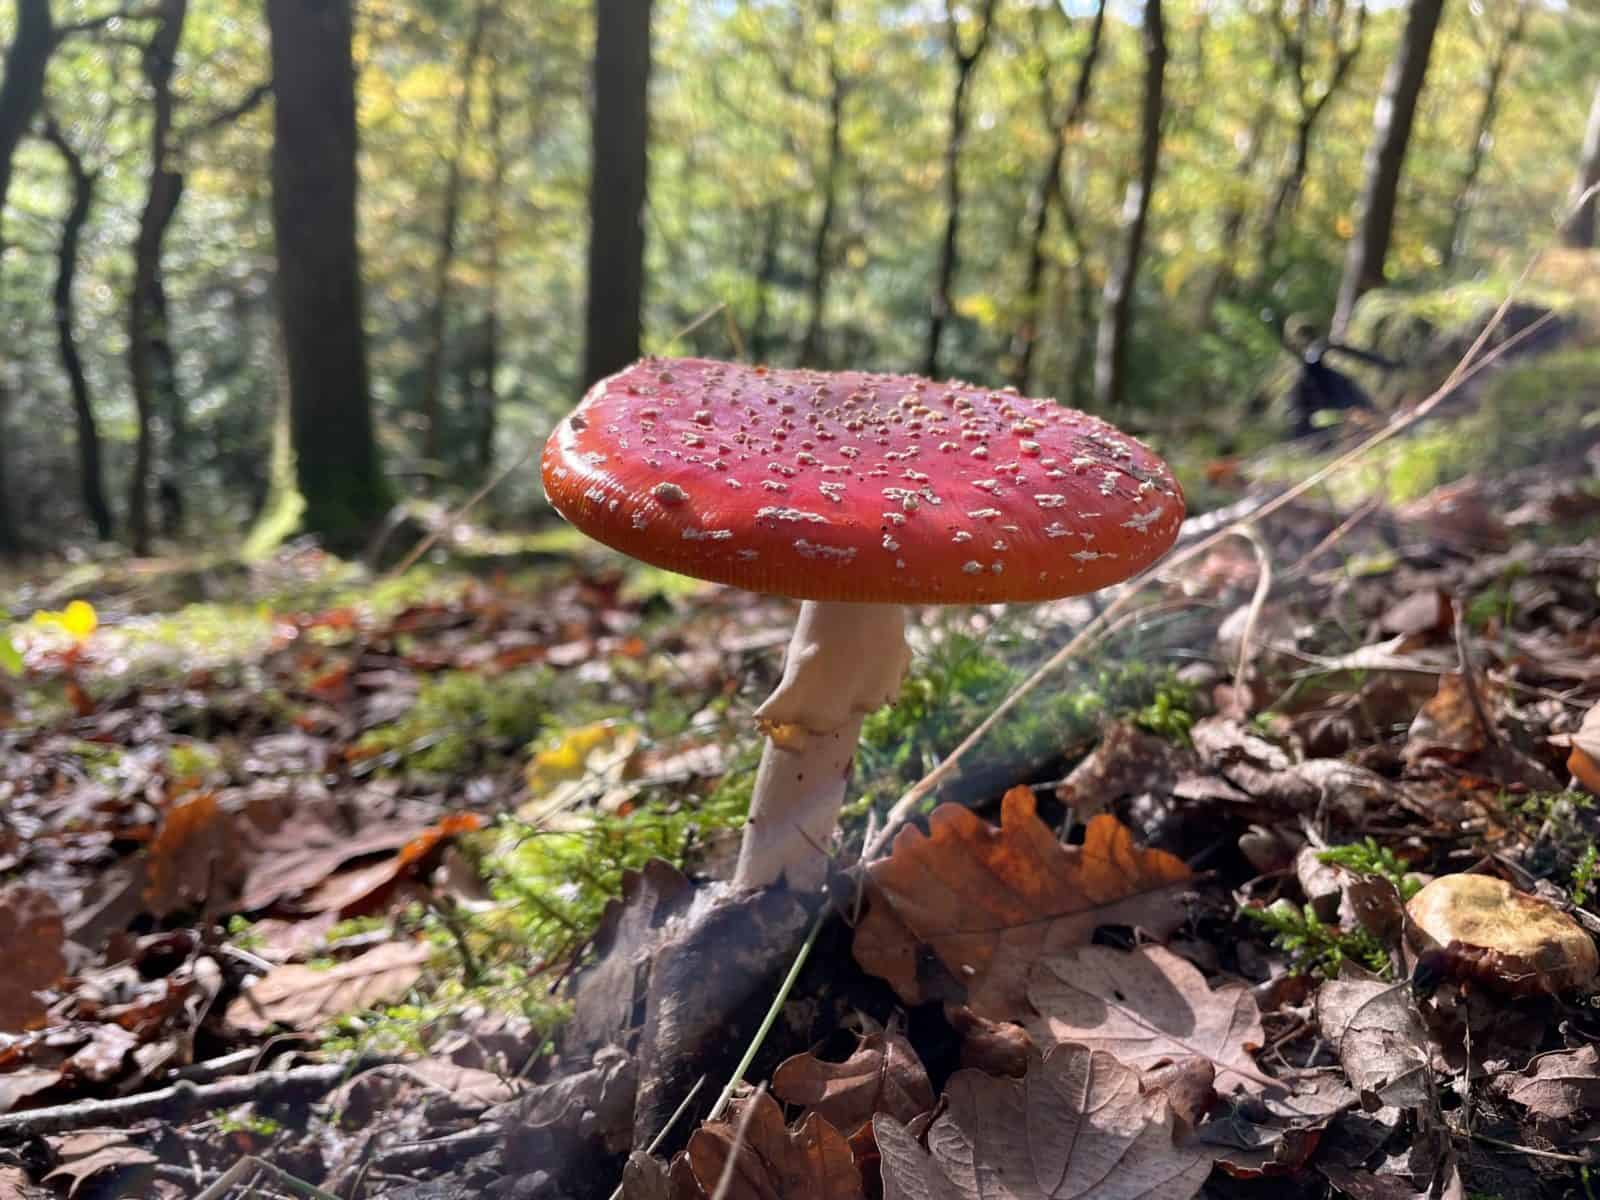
[685,1090,864,1200]
[853,790,1192,1018]
[1026,945,1273,1094]
[1492,1045,1600,1121]
[772,1028,934,1139]
[0,885,65,1032]
[875,1043,1213,1200]
[224,940,429,1034]
[1315,979,1434,1111]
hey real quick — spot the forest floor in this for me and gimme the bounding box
[3,302,1600,1199]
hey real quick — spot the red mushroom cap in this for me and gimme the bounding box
[541,357,1185,604]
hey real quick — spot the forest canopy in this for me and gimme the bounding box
[0,0,1596,557]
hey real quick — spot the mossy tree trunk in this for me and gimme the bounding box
[266,0,390,555]
[1332,0,1444,336]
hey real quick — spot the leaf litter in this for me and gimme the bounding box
[2,350,1600,1197]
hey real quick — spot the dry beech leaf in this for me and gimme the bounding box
[874,1043,1213,1200]
[1403,674,1495,766]
[224,940,429,1034]
[44,1128,159,1197]
[1026,945,1272,1095]
[1491,1045,1600,1120]
[0,885,66,1032]
[1570,703,1600,794]
[144,791,235,916]
[686,1090,864,1200]
[1315,979,1433,1111]
[853,790,1192,1018]
[773,1029,934,1138]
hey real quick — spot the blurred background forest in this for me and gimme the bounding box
[0,0,1598,564]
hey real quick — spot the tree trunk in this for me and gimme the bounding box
[747,202,782,364]
[1440,2,1527,269]
[474,24,507,477]
[43,120,113,542]
[581,0,653,390]
[1093,0,1166,413]
[266,0,390,553]
[1332,0,1444,335]
[419,0,494,475]
[0,0,54,558]
[922,0,998,380]
[127,0,187,554]
[798,0,843,368]
[1255,1,1366,279]
[1562,80,1600,249]
[1009,0,1105,394]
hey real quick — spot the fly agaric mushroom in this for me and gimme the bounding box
[542,357,1184,891]
[1406,873,1598,995]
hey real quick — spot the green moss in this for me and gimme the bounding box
[856,632,1197,797]
[1241,899,1391,978]
[355,666,560,774]
[1318,838,1421,902]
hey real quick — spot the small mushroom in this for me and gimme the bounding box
[541,357,1185,891]
[1405,873,1598,995]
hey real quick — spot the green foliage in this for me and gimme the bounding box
[0,609,19,677]
[857,632,1197,793]
[1318,838,1422,902]
[1242,899,1391,979]
[354,666,559,773]
[1572,844,1599,907]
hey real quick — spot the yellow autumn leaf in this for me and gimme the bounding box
[524,720,639,799]
[32,600,98,641]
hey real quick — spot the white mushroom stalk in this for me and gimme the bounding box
[733,600,911,891]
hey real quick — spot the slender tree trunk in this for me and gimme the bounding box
[420,0,493,475]
[1009,0,1105,394]
[1562,80,1600,249]
[474,28,507,477]
[922,0,998,380]
[127,0,187,553]
[266,0,390,553]
[798,0,843,368]
[1332,0,1444,335]
[748,202,782,363]
[42,121,113,542]
[0,0,54,558]
[1440,2,1527,269]
[581,0,653,389]
[1093,0,1166,413]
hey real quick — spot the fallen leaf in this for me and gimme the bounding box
[224,940,429,1034]
[237,818,432,912]
[144,791,235,916]
[0,1066,64,1113]
[1026,945,1272,1095]
[854,791,1192,1018]
[564,859,696,1054]
[44,1128,158,1197]
[1403,674,1494,766]
[0,886,65,1032]
[66,1024,139,1084]
[772,1029,934,1139]
[686,1090,864,1200]
[1569,703,1600,793]
[875,1043,1213,1200]
[1315,979,1434,1110]
[1492,1045,1600,1120]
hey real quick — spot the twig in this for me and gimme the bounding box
[383,443,537,578]
[1283,495,1382,580]
[1467,1131,1598,1166]
[706,915,822,1123]
[710,1082,766,1200]
[605,1076,707,1200]
[864,298,1557,864]
[1232,524,1274,693]
[1453,597,1501,750]
[192,1155,342,1200]
[0,1057,388,1140]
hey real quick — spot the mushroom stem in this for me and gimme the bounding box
[734,600,911,891]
